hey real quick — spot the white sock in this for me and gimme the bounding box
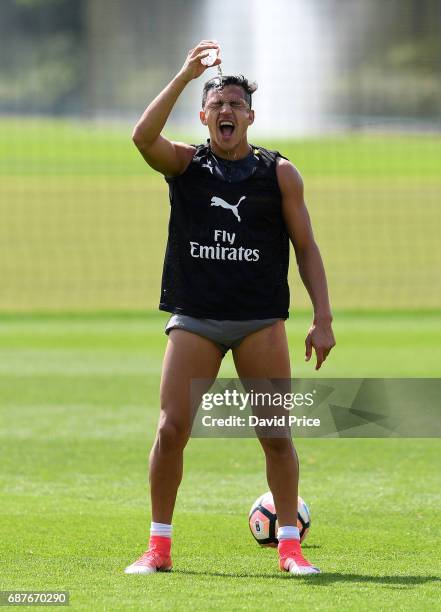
[150,521,172,538]
[277,525,300,541]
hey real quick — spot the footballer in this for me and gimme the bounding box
[125,40,335,576]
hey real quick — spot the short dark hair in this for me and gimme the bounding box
[202,75,258,109]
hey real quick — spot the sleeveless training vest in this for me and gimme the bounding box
[159,141,290,320]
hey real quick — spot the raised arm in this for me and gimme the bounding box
[132,40,221,177]
[276,158,336,370]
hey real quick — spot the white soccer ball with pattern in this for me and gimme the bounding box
[248,491,311,546]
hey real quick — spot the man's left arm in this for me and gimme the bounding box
[276,157,336,370]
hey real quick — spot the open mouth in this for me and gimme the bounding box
[218,120,235,139]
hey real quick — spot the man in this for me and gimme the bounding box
[125,40,335,576]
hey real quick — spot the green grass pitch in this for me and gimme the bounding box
[0,312,440,611]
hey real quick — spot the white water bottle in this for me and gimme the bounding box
[201,48,218,67]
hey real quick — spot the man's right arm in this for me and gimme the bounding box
[132,41,220,177]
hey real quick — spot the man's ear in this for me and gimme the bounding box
[248,109,255,126]
[200,110,207,125]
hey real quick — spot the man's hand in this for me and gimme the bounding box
[305,319,336,370]
[177,40,221,83]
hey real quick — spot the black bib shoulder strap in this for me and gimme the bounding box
[250,144,289,166]
[191,142,210,163]
[190,140,289,167]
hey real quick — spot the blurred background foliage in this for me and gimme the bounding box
[1,0,440,119]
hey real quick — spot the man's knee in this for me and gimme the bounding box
[259,436,294,456]
[156,416,191,452]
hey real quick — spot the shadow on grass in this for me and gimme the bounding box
[173,569,441,586]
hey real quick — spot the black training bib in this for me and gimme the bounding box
[159,141,290,320]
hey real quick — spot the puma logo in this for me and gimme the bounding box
[202,160,214,174]
[210,195,246,222]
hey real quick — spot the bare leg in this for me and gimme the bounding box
[232,321,298,526]
[150,329,223,523]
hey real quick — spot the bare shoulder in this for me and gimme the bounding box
[276,157,304,196]
[172,141,197,175]
[133,135,196,177]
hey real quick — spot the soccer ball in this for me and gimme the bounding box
[248,491,311,546]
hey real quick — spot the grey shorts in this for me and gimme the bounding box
[165,314,283,357]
